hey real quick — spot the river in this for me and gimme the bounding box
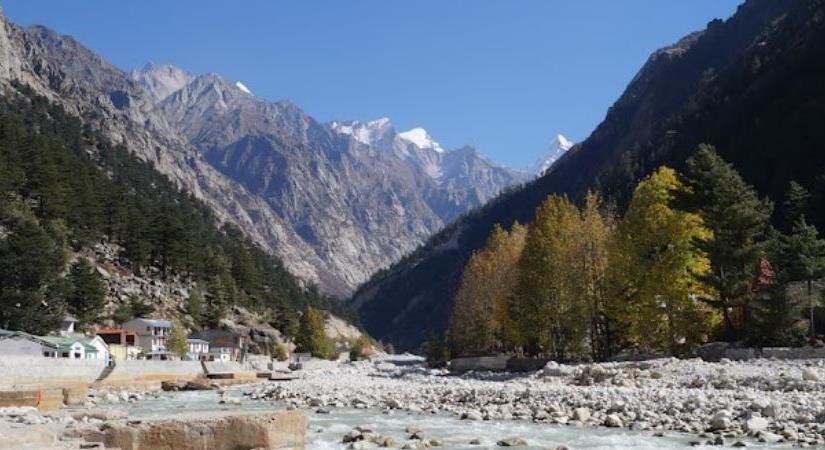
[116,386,790,449]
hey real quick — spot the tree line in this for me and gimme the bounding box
[443,145,825,362]
[0,86,352,335]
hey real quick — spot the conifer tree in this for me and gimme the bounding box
[779,218,825,339]
[680,145,772,338]
[65,259,106,327]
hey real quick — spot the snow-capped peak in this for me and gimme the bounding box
[398,127,444,153]
[331,117,395,146]
[534,134,574,176]
[556,134,573,151]
[235,81,252,95]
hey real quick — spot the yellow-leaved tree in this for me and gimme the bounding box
[514,195,587,359]
[449,222,526,356]
[611,167,719,353]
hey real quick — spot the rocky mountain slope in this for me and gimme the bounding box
[0,9,525,297]
[139,69,527,295]
[353,0,825,350]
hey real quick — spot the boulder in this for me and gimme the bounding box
[572,407,590,422]
[497,437,528,447]
[802,368,820,381]
[604,414,623,428]
[696,342,730,362]
[745,417,769,433]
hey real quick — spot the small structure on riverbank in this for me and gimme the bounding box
[122,318,173,354]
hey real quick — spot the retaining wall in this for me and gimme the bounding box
[99,360,205,389]
[449,355,509,372]
[0,357,105,389]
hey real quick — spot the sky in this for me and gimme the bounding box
[3,0,742,169]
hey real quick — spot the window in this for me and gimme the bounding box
[61,352,69,357]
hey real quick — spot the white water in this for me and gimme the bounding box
[119,387,790,450]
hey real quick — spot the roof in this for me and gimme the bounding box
[139,319,172,328]
[38,336,98,353]
[186,338,209,343]
[97,328,136,335]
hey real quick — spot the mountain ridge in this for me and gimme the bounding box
[352,0,825,350]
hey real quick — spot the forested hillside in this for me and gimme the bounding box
[0,85,348,334]
[353,0,825,350]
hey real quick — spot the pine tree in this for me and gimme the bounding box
[65,259,106,327]
[679,144,773,339]
[186,287,206,326]
[0,208,67,333]
[749,256,805,346]
[779,218,825,340]
[614,167,719,354]
[783,181,811,233]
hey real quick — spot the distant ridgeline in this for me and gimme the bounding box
[352,0,825,351]
[0,85,352,335]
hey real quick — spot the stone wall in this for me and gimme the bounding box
[78,410,306,450]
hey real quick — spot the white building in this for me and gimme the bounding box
[59,315,78,336]
[122,318,172,353]
[208,347,233,362]
[186,338,210,361]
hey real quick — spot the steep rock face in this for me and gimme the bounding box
[156,74,444,294]
[353,0,825,350]
[151,71,527,294]
[130,62,194,102]
[0,13,334,294]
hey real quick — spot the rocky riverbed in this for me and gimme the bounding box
[244,355,825,448]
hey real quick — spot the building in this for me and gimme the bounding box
[37,336,98,359]
[97,328,140,360]
[190,330,246,361]
[186,338,210,361]
[0,332,44,357]
[207,346,233,362]
[122,318,172,353]
[59,315,79,336]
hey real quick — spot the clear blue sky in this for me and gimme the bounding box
[3,0,742,169]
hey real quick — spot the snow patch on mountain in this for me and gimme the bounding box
[235,81,252,95]
[398,127,444,153]
[534,134,574,176]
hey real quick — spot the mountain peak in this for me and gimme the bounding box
[131,62,194,103]
[534,133,574,176]
[235,81,252,95]
[398,127,444,153]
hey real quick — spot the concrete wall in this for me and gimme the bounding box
[100,360,205,388]
[0,338,42,356]
[449,355,509,372]
[0,356,105,389]
[762,347,825,359]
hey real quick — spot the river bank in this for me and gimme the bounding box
[2,354,823,448]
[245,354,824,448]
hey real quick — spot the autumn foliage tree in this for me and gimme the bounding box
[448,222,526,356]
[609,167,719,353]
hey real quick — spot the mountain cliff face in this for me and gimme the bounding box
[353,0,825,350]
[0,10,526,297]
[143,70,527,295]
